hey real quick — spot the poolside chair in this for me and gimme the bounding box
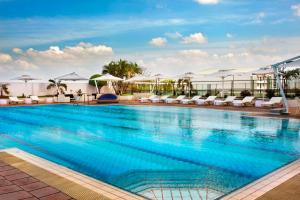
[196,96,217,105]
[151,95,170,103]
[261,97,283,108]
[214,96,236,106]
[9,96,24,104]
[30,96,42,104]
[97,93,119,104]
[139,95,158,103]
[233,96,255,107]
[165,95,186,104]
[181,95,201,104]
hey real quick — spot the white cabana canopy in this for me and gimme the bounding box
[11,75,40,96]
[92,73,123,81]
[54,72,88,81]
[125,75,155,83]
[91,73,122,94]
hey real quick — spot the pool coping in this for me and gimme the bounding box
[0,148,145,200]
[221,158,300,200]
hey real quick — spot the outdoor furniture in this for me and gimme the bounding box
[30,96,42,104]
[97,93,118,104]
[196,96,217,105]
[140,95,158,103]
[9,97,24,104]
[24,98,32,104]
[233,96,255,107]
[214,96,236,106]
[181,96,201,104]
[261,97,283,108]
[151,95,170,103]
[0,99,8,105]
[165,95,186,104]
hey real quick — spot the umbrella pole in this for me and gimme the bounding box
[94,80,99,94]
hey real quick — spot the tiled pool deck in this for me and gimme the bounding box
[0,148,144,200]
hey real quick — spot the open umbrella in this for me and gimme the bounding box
[91,73,123,94]
[11,75,40,96]
[211,69,235,97]
[54,72,88,81]
[53,72,88,94]
[177,72,197,97]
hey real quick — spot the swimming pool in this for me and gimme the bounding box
[0,104,299,199]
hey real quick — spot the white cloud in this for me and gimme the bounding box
[194,0,219,5]
[248,12,266,24]
[149,37,167,47]
[178,49,208,57]
[0,53,12,63]
[291,4,300,16]
[165,32,183,39]
[12,48,23,54]
[226,33,233,38]
[14,59,38,70]
[182,32,207,44]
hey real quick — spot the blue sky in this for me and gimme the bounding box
[0,0,300,79]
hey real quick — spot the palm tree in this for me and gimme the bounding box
[280,68,300,93]
[102,59,143,94]
[47,79,67,94]
[0,84,9,97]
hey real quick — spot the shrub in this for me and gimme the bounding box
[240,90,251,98]
[265,89,275,99]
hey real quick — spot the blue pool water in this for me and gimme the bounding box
[0,104,299,199]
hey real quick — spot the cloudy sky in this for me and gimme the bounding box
[0,0,300,80]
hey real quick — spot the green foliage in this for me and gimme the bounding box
[0,84,9,97]
[102,59,143,94]
[240,90,251,98]
[89,74,106,93]
[102,59,143,79]
[47,79,67,94]
[281,68,300,80]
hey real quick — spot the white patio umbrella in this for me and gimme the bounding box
[151,74,175,94]
[54,72,88,94]
[11,75,40,96]
[211,69,235,97]
[125,75,156,83]
[177,72,197,97]
[91,73,123,94]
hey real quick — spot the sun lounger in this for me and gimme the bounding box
[97,93,118,104]
[165,95,186,104]
[261,97,283,108]
[214,96,236,106]
[233,96,255,107]
[9,96,24,104]
[181,96,201,104]
[196,96,217,105]
[151,95,170,103]
[30,96,42,104]
[139,95,158,103]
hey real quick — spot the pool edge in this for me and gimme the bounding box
[221,158,300,200]
[0,148,145,200]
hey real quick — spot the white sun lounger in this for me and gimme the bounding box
[30,96,42,104]
[9,96,24,104]
[233,96,255,107]
[151,95,170,103]
[139,95,158,103]
[214,96,236,106]
[261,97,283,107]
[165,95,186,104]
[181,96,201,104]
[196,96,217,105]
